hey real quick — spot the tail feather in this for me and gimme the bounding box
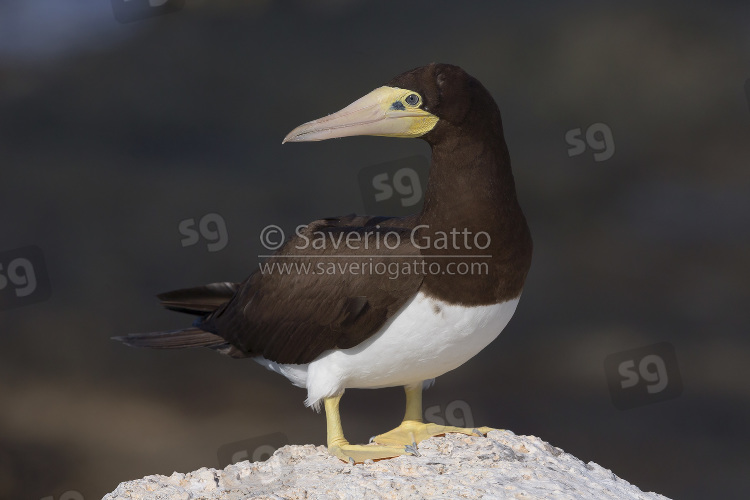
[113,327,227,349]
[114,282,246,356]
[157,282,239,315]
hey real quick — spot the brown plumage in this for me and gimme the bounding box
[115,63,532,368]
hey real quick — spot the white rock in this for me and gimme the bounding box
[104,431,670,500]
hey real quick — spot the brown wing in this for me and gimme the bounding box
[199,214,424,364]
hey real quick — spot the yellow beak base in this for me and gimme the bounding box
[283,86,438,143]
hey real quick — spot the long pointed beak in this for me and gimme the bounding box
[282,86,438,143]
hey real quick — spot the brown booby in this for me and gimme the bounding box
[115,63,533,463]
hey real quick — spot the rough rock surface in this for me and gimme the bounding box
[104,430,670,500]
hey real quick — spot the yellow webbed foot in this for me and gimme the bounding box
[371,420,499,447]
[322,388,498,465]
[324,394,418,464]
[329,442,418,464]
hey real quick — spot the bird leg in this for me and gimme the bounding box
[324,393,416,464]
[370,383,497,447]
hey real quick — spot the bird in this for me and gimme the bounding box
[114,63,533,464]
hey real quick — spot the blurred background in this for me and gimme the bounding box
[1,1,748,498]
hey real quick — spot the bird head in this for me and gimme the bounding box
[282,63,487,145]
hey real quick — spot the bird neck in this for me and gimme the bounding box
[420,130,522,233]
[417,130,532,305]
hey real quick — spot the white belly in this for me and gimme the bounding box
[253,291,520,410]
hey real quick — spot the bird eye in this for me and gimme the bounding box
[405,93,420,106]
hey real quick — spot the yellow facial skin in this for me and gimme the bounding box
[283,86,439,143]
[370,86,439,138]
